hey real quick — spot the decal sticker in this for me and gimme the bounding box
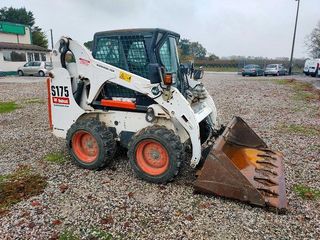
[119,71,132,82]
[79,57,90,65]
[52,97,70,105]
[51,85,70,106]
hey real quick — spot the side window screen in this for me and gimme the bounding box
[126,40,148,78]
[95,37,125,69]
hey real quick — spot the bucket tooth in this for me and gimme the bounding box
[194,116,287,210]
[254,176,278,187]
[255,167,278,176]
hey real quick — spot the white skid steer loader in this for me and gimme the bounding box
[48,29,287,210]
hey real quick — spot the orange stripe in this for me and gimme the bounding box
[100,99,136,110]
[46,78,53,129]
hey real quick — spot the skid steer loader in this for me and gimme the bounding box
[48,28,287,210]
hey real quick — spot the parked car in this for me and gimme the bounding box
[264,64,287,76]
[304,59,320,77]
[17,61,53,77]
[241,64,264,76]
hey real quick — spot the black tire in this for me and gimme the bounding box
[242,73,245,76]
[18,70,24,76]
[128,125,184,184]
[66,119,116,170]
[38,71,45,77]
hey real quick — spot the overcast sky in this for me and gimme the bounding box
[1,0,319,58]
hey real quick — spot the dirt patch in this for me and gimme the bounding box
[0,165,47,215]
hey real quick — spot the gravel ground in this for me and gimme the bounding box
[0,74,319,239]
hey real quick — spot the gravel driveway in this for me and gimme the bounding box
[0,74,319,239]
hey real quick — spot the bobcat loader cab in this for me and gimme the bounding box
[48,28,287,211]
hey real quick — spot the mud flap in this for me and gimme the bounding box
[194,116,287,211]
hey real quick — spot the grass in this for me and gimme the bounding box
[90,228,114,240]
[24,98,45,104]
[0,101,19,114]
[58,228,114,240]
[293,184,320,200]
[309,144,320,152]
[203,67,239,72]
[279,124,320,136]
[0,165,47,214]
[44,152,66,164]
[274,79,319,102]
[59,230,79,240]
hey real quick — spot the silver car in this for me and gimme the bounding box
[17,61,53,77]
[264,64,287,76]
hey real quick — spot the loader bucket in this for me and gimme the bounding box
[194,117,287,210]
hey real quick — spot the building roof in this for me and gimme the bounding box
[0,42,50,52]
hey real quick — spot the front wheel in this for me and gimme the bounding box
[66,119,116,170]
[38,71,45,77]
[18,70,24,76]
[128,126,184,184]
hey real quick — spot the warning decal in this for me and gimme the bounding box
[119,71,132,82]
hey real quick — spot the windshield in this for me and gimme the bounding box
[244,65,255,69]
[267,64,277,69]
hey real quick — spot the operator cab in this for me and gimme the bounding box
[91,28,184,109]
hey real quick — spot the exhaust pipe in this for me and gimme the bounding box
[194,117,287,211]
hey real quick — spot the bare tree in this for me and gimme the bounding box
[306,21,320,58]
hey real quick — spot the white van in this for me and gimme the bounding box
[304,59,320,77]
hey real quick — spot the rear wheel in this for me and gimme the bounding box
[66,119,116,170]
[128,126,184,183]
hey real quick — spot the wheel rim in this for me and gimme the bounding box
[136,139,169,176]
[72,130,99,163]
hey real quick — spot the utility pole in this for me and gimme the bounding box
[49,29,54,63]
[50,29,54,50]
[289,0,300,75]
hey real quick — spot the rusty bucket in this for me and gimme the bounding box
[194,117,287,211]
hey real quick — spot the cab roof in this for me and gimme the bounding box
[94,28,180,38]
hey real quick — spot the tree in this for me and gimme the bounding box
[208,53,219,60]
[306,21,320,58]
[190,42,207,59]
[0,7,34,26]
[178,38,208,60]
[84,40,93,51]
[179,38,191,56]
[0,7,48,48]
[32,26,48,48]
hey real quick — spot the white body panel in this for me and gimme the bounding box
[305,59,320,75]
[49,37,218,167]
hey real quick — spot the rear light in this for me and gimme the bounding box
[317,63,319,69]
[163,73,173,85]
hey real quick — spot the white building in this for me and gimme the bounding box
[0,21,50,75]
